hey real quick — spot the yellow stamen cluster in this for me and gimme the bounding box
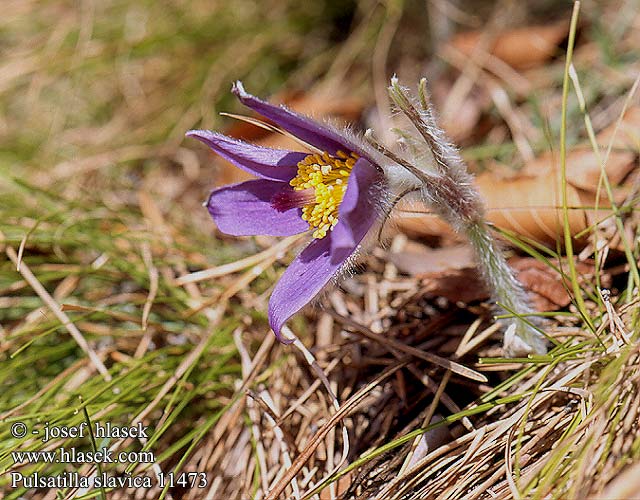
[290,150,358,239]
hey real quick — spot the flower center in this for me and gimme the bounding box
[289,150,358,239]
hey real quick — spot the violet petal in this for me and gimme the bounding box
[268,236,337,342]
[232,81,362,157]
[186,130,306,182]
[207,179,309,236]
[330,157,383,260]
[268,159,383,339]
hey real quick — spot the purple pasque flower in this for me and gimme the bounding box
[187,82,388,342]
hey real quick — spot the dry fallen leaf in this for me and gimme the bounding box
[477,171,588,243]
[511,257,611,311]
[396,170,589,245]
[597,106,640,151]
[523,148,635,192]
[396,140,636,245]
[511,257,572,311]
[448,21,570,70]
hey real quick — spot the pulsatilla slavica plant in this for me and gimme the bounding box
[187,78,547,356]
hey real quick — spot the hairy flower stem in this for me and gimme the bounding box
[465,221,547,355]
[388,77,547,355]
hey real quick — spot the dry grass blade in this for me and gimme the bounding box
[140,243,159,331]
[5,244,111,381]
[175,234,303,285]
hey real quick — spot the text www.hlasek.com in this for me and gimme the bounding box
[12,447,155,465]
